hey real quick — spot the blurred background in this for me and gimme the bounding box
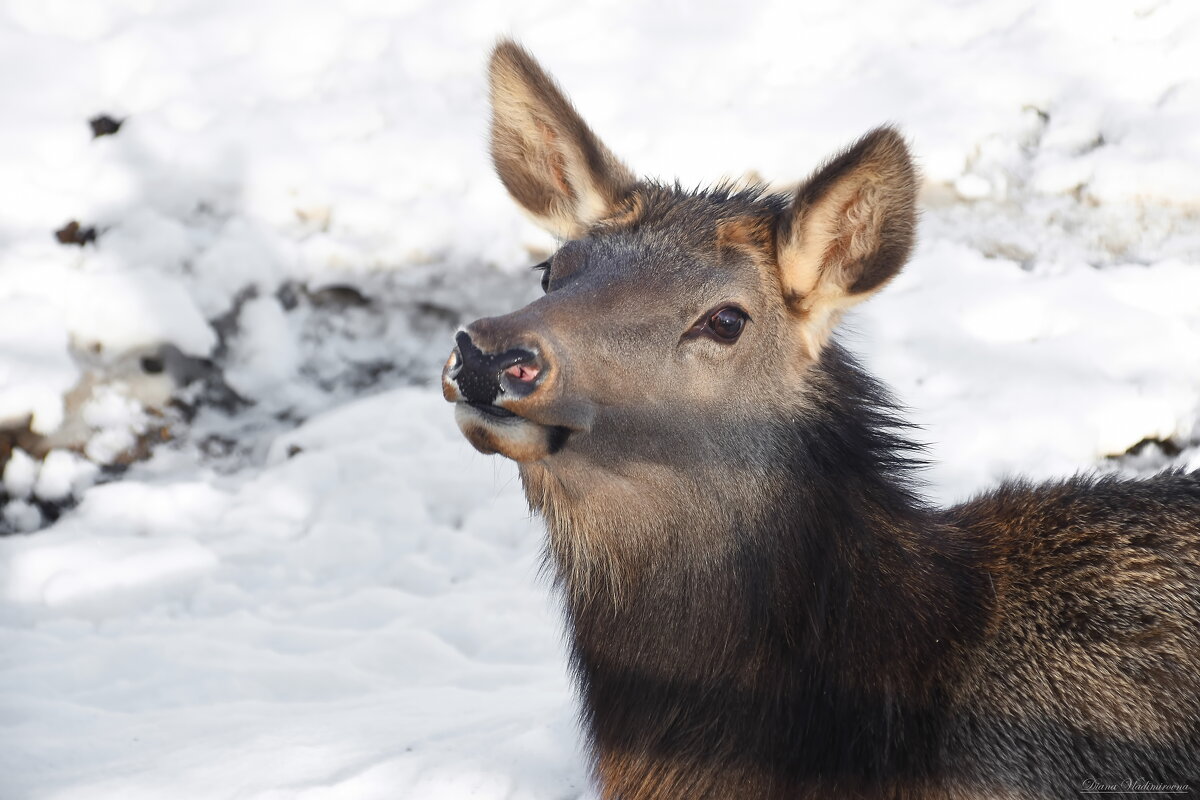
[1,1,1198,797]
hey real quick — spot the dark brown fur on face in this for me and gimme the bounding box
[450,40,1200,799]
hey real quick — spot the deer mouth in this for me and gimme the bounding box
[453,401,570,462]
[467,400,517,419]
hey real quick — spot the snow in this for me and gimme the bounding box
[857,243,1200,500]
[3,449,39,500]
[1,391,579,799]
[0,299,76,435]
[32,450,98,504]
[1,0,1198,797]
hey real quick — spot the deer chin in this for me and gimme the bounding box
[453,402,568,462]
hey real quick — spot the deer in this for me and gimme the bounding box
[441,40,1200,799]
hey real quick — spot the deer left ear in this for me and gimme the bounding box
[775,127,917,355]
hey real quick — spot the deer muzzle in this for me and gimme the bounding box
[443,326,592,462]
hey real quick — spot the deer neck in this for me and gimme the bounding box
[521,347,984,665]
[517,349,989,792]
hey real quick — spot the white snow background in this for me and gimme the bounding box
[2,1,1199,797]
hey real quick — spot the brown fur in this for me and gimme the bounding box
[443,40,1200,799]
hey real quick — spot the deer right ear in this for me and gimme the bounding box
[488,40,636,239]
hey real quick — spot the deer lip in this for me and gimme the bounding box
[454,401,566,462]
[467,400,517,419]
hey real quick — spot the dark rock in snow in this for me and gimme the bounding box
[89,114,124,138]
[54,221,97,246]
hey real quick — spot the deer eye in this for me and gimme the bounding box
[532,260,551,293]
[703,306,748,342]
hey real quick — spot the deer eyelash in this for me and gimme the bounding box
[532,260,552,292]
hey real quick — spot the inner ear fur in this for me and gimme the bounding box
[775,127,918,354]
[489,40,636,239]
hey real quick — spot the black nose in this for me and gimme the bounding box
[452,331,540,406]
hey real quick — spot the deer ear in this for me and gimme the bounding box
[488,40,636,239]
[775,127,918,355]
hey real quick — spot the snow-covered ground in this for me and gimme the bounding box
[2,1,1199,797]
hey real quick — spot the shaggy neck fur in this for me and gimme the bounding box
[520,345,991,797]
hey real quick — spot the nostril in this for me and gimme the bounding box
[495,349,542,397]
[504,363,540,383]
